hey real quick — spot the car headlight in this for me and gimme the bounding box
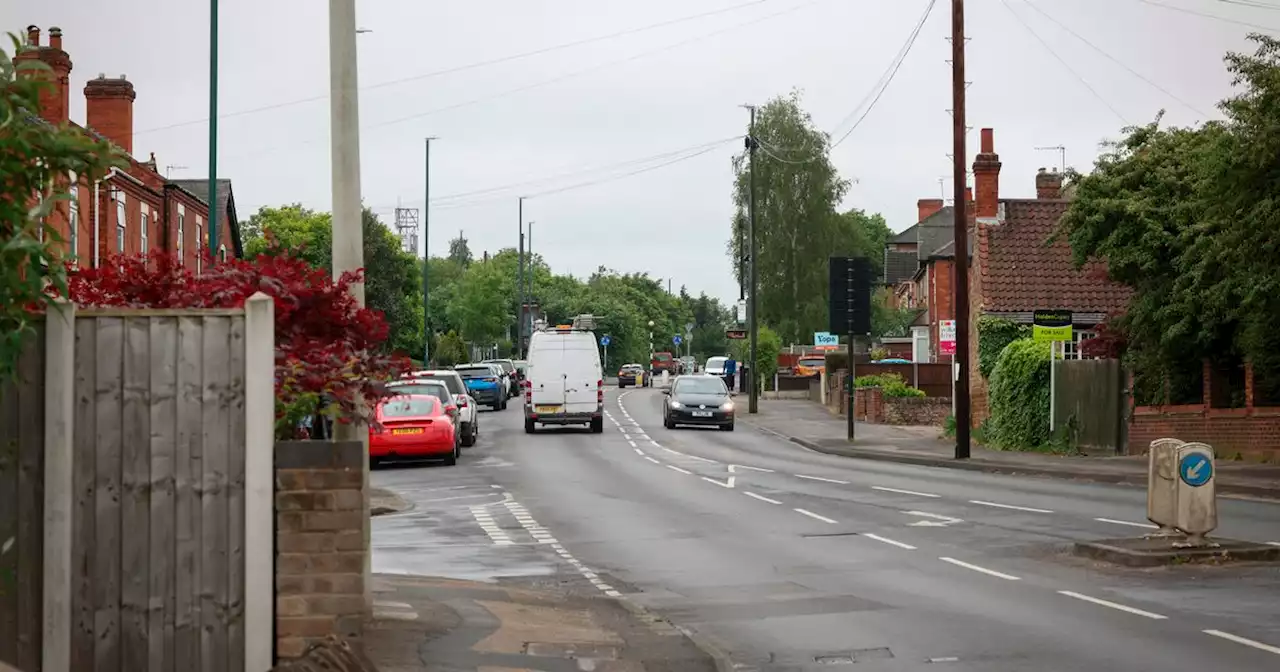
[721,401,735,411]
[670,401,683,409]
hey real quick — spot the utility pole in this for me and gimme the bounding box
[743,104,759,414]
[328,0,368,606]
[423,136,437,365]
[208,0,219,257]
[518,197,525,357]
[528,220,534,319]
[951,0,971,459]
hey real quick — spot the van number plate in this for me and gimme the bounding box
[536,405,562,413]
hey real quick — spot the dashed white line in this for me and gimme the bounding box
[744,492,782,504]
[939,557,1020,581]
[873,486,941,498]
[729,464,774,473]
[862,533,916,550]
[627,440,637,448]
[1094,517,1157,529]
[969,500,1054,514]
[645,456,661,464]
[634,448,645,455]
[1056,591,1167,619]
[794,508,838,524]
[795,474,850,484]
[1203,629,1280,655]
[666,465,694,475]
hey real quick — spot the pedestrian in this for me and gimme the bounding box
[724,356,737,391]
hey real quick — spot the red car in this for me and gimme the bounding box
[369,395,460,466]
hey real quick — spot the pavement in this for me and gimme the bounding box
[367,387,1280,671]
[742,398,1280,500]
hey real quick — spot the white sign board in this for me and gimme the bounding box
[939,320,957,356]
[736,300,747,324]
[814,332,839,347]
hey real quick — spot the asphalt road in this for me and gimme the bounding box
[372,387,1280,671]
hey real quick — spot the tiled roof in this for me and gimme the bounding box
[883,249,918,285]
[889,224,918,244]
[978,199,1131,314]
[172,179,244,258]
[917,206,954,262]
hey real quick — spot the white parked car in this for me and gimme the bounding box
[404,369,479,447]
[704,356,728,377]
[524,322,604,434]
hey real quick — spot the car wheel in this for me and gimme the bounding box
[590,416,604,433]
[370,457,382,470]
[664,414,675,430]
[721,422,735,432]
[524,418,536,434]
[492,402,502,411]
[501,397,509,410]
[461,422,476,447]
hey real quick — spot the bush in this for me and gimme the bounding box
[853,372,926,398]
[978,317,1031,379]
[986,338,1051,450]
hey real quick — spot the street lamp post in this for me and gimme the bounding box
[648,320,655,374]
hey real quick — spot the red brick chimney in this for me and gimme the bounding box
[917,198,944,223]
[1035,167,1063,199]
[85,75,137,155]
[973,128,1001,219]
[14,25,74,124]
[965,186,973,204]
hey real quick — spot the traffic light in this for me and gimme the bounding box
[828,256,871,335]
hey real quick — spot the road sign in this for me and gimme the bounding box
[1179,451,1213,487]
[673,335,683,346]
[1033,310,1073,342]
[827,256,871,335]
[685,322,694,335]
[600,335,611,347]
[814,332,838,347]
[726,328,747,340]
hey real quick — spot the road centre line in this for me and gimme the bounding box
[1056,591,1167,619]
[872,486,941,498]
[634,448,645,455]
[744,492,782,504]
[627,440,637,448]
[1202,629,1280,655]
[1094,517,1158,529]
[795,474,850,484]
[729,464,774,473]
[667,465,694,475]
[862,533,916,550]
[644,456,661,464]
[794,508,838,524]
[969,500,1054,514]
[939,557,1020,581]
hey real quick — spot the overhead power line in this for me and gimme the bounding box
[1020,1,1211,118]
[1000,0,1129,125]
[829,0,939,148]
[1135,0,1279,31]
[1217,0,1280,12]
[134,0,777,137]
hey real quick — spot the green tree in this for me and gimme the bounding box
[448,231,473,268]
[1,34,123,379]
[834,208,893,282]
[434,330,468,367]
[871,287,915,339]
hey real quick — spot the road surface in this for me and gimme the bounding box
[373,387,1280,671]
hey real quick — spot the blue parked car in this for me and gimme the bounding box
[456,363,507,411]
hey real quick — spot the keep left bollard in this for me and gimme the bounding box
[1174,441,1218,547]
[1146,438,1183,536]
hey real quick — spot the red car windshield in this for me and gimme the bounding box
[380,397,439,418]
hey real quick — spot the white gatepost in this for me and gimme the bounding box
[43,300,76,672]
[243,293,276,670]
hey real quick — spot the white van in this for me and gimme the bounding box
[524,322,604,434]
[704,356,728,377]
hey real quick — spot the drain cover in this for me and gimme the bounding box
[814,648,894,664]
[815,655,854,665]
[525,642,620,660]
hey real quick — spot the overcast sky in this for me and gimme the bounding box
[10,0,1271,304]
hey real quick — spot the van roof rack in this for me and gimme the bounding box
[571,314,600,331]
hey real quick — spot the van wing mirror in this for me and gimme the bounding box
[662,389,671,396]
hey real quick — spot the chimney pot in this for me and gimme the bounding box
[48,27,63,50]
[980,128,994,154]
[1036,166,1064,200]
[973,128,1001,219]
[917,198,944,223]
[26,25,39,46]
[85,76,137,155]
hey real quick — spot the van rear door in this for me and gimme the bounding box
[563,334,601,414]
[529,338,567,411]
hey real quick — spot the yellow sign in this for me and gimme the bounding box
[1032,310,1073,342]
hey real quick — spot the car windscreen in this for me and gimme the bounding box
[381,397,438,417]
[654,353,672,361]
[705,357,727,369]
[455,367,494,379]
[486,360,515,373]
[798,358,825,367]
[622,365,642,371]
[674,378,727,395]
[389,383,450,402]
[415,372,463,394]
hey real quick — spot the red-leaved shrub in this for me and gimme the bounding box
[58,242,410,437]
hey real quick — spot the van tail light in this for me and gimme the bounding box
[457,397,468,408]
[597,379,604,403]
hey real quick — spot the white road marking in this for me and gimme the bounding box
[702,476,735,488]
[744,492,782,504]
[969,500,1054,514]
[627,440,637,448]
[1094,517,1158,529]
[794,508,838,524]
[667,465,694,475]
[939,557,1020,581]
[645,456,661,464]
[634,448,645,455]
[873,486,941,498]
[729,464,774,473]
[1266,542,1280,547]
[927,657,960,663]
[795,474,850,484]
[1056,591,1167,619]
[1203,629,1280,655]
[904,510,965,527]
[862,533,916,550]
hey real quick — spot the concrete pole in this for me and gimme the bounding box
[327,0,369,605]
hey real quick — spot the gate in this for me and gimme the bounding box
[1052,359,1127,454]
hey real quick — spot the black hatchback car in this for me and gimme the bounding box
[663,375,735,431]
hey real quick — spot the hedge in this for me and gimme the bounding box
[986,338,1051,449]
[978,317,1032,379]
[853,372,926,398]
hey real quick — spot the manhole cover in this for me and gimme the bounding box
[814,649,894,664]
[815,655,854,665]
[525,642,620,660]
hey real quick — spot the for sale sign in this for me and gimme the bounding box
[1033,310,1073,342]
[939,320,957,356]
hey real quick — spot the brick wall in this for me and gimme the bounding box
[885,397,951,426]
[275,440,368,659]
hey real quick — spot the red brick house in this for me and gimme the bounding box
[16,26,242,270]
[964,128,1132,423]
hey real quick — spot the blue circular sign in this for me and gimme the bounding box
[1178,452,1213,487]
[600,335,611,346]
[673,335,683,345]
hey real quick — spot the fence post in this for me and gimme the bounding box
[42,300,75,672]
[243,293,275,670]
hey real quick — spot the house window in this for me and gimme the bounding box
[196,216,203,274]
[140,206,149,253]
[68,180,79,260]
[115,192,127,253]
[1061,330,1098,360]
[219,244,227,262]
[177,209,185,264]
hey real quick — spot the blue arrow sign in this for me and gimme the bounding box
[673,335,682,345]
[1179,452,1213,487]
[600,335,611,347]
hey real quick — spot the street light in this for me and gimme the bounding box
[648,320,655,373]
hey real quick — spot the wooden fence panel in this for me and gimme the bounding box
[147,318,178,672]
[0,322,46,672]
[1053,359,1126,454]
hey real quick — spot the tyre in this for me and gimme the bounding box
[444,442,459,466]
[492,401,502,411]
[524,418,536,433]
[461,422,476,447]
[721,422,735,432]
[501,397,509,410]
[619,382,627,389]
[664,414,675,430]
[590,416,604,433]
